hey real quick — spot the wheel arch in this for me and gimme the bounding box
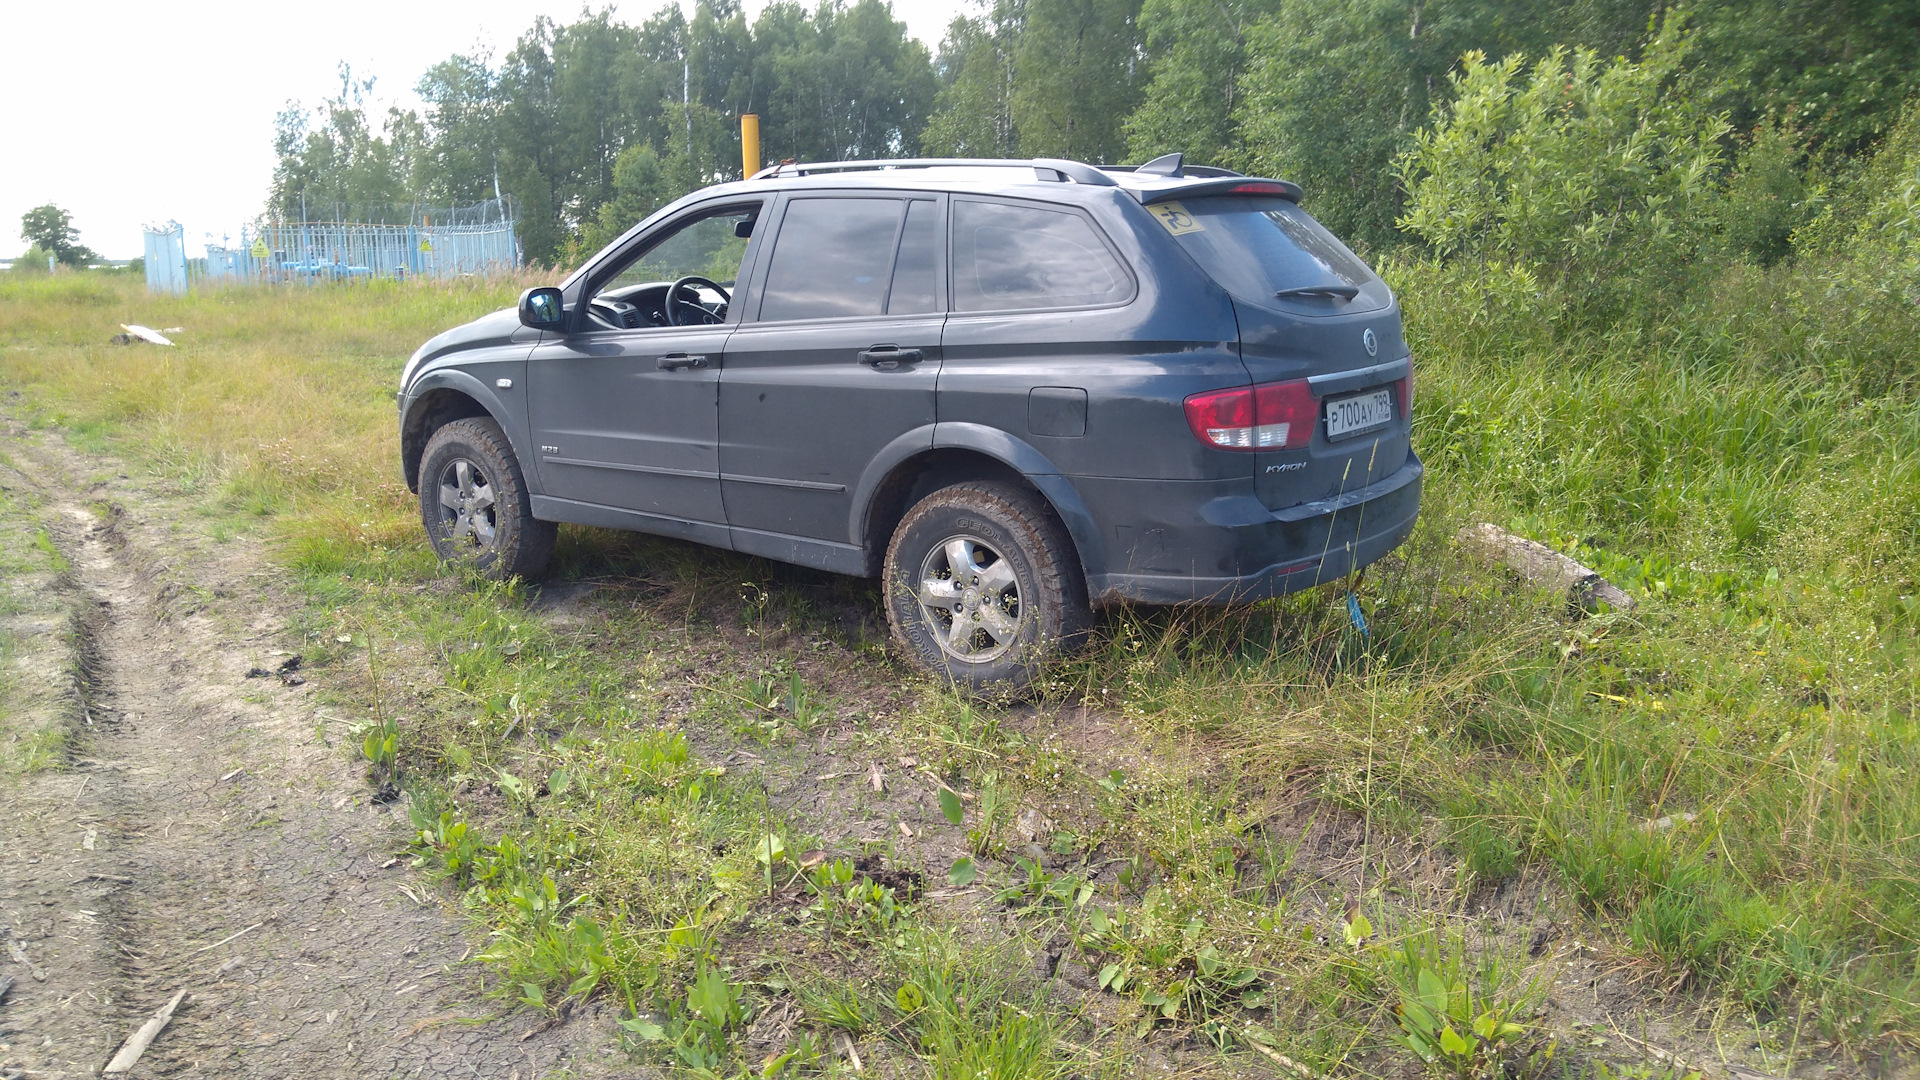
[851,423,1106,589]
[400,375,521,493]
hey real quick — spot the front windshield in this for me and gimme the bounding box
[601,207,755,294]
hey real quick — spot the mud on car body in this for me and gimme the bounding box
[397,154,1420,693]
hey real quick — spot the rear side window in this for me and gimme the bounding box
[1153,197,1389,313]
[759,198,902,321]
[952,200,1132,312]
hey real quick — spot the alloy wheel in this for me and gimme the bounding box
[435,458,499,553]
[915,534,1023,663]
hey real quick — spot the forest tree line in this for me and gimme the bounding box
[268,0,1920,268]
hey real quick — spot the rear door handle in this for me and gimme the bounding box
[657,353,709,371]
[857,345,925,370]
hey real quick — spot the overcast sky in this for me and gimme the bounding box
[3,0,962,260]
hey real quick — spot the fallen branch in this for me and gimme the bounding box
[1457,523,1636,614]
[1248,1041,1315,1078]
[103,988,187,1073]
[186,921,263,956]
[838,1030,864,1072]
[6,939,47,981]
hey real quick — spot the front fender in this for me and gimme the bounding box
[399,367,533,492]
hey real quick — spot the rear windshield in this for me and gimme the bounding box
[1154,197,1390,314]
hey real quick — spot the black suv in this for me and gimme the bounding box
[398,155,1420,691]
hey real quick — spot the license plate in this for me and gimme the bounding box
[1324,388,1394,440]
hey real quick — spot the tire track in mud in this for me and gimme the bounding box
[0,426,631,1079]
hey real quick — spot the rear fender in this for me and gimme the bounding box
[933,423,1105,589]
[848,423,1105,588]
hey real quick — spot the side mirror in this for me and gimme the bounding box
[518,286,565,330]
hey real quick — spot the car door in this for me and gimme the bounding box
[719,194,946,567]
[527,201,764,543]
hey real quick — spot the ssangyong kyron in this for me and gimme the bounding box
[397,154,1420,691]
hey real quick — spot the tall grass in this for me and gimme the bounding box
[1049,251,1920,1041]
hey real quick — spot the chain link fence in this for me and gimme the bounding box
[144,198,520,293]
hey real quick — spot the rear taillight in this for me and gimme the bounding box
[1397,358,1415,418]
[1183,379,1316,451]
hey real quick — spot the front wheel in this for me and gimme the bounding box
[418,417,555,580]
[883,482,1090,696]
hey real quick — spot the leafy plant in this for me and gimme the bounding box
[360,715,399,777]
[411,809,481,882]
[939,785,965,826]
[803,858,902,939]
[1078,902,1262,1036]
[993,857,1090,911]
[1383,930,1532,1079]
[623,961,746,1071]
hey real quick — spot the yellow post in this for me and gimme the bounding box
[741,113,761,178]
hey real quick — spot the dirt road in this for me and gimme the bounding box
[0,421,629,1079]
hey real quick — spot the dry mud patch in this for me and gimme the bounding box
[0,421,631,1079]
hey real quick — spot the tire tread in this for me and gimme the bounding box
[883,481,1089,696]
[419,417,555,581]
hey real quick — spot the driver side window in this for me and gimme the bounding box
[587,205,760,330]
[603,207,757,292]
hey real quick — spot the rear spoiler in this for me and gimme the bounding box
[1134,178,1304,205]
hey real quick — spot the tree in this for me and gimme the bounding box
[1010,0,1143,162]
[1124,0,1280,167]
[20,204,97,266]
[270,65,421,224]
[573,142,676,261]
[923,4,1025,157]
[1229,0,1564,251]
[753,0,937,163]
[1686,0,1920,159]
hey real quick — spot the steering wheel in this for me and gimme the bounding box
[666,275,730,326]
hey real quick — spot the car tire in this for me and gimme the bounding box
[884,482,1090,696]
[418,417,555,581]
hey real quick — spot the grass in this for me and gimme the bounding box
[0,264,1914,1074]
[0,456,78,774]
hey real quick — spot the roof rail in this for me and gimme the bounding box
[751,157,1119,186]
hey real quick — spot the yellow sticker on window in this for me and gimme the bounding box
[1147,200,1205,235]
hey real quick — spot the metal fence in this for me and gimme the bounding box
[142,222,189,294]
[144,198,520,293]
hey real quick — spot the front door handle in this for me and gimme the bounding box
[857,345,925,371]
[657,353,709,371]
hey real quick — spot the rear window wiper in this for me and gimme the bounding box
[1274,284,1359,301]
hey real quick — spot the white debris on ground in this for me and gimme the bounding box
[112,324,174,346]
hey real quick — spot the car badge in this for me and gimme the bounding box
[1362,328,1378,357]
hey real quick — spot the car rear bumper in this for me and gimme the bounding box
[1082,454,1422,605]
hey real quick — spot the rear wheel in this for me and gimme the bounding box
[884,482,1089,695]
[418,417,555,581]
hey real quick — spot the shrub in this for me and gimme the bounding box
[1718,118,1812,267]
[1394,18,1729,324]
[11,245,53,275]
